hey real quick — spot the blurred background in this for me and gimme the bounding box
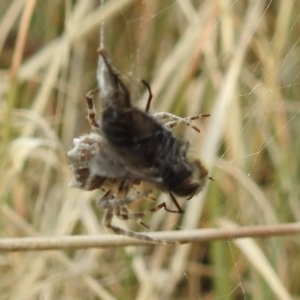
[1,0,300,299]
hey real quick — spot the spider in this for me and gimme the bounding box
[68,49,209,243]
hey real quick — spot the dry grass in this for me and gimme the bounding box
[1,0,300,299]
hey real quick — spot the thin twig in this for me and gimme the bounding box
[0,222,299,252]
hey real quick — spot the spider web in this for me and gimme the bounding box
[96,1,300,299]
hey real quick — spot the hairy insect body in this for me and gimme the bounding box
[97,50,208,198]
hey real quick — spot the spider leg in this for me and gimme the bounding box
[140,79,153,113]
[116,201,169,227]
[139,80,210,134]
[99,184,154,228]
[97,179,182,243]
[100,185,181,243]
[98,182,140,211]
[117,206,151,230]
[117,188,184,214]
[115,180,132,199]
[103,206,166,244]
[115,193,184,235]
[154,112,210,121]
[167,192,184,213]
[121,200,182,218]
[166,120,201,133]
[113,189,153,208]
[165,114,210,132]
[86,88,101,130]
[154,112,210,133]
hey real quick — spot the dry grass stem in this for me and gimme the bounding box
[1,1,299,298]
[0,222,299,252]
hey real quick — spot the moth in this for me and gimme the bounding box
[68,49,209,243]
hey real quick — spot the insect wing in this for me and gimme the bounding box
[97,49,131,109]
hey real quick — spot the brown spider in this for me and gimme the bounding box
[67,49,209,243]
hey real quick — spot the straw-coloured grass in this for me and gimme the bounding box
[1,1,300,299]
